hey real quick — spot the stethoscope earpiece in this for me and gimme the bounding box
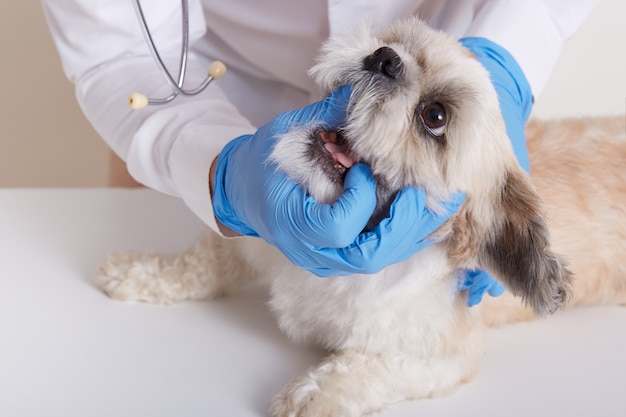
[208,61,227,80]
[128,93,149,110]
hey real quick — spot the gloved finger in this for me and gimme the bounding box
[488,280,506,297]
[466,272,490,307]
[370,188,466,265]
[293,85,352,130]
[306,184,464,274]
[301,163,376,248]
[457,269,477,291]
[467,286,487,307]
[316,85,352,129]
[324,188,462,273]
[402,188,466,238]
[464,269,505,307]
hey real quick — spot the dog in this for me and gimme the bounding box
[97,16,626,417]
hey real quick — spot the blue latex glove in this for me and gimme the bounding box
[212,85,466,277]
[460,37,534,173]
[458,270,506,307]
[457,37,535,305]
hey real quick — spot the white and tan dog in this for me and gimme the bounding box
[98,17,626,417]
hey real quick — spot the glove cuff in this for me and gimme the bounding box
[212,134,259,237]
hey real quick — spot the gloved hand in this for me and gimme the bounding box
[211,85,466,277]
[457,37,535,305]
[460,37,534,172]
[458,269,506,307]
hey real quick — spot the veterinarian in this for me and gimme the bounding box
[42,0,598,304]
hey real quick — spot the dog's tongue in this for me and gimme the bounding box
[319,131,355,169]
[324,142,354,168]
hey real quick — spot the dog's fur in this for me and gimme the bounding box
[97,17,626,417]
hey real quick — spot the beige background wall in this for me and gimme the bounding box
[0,2,109,187]
[1,1,625,187]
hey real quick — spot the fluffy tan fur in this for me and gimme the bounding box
[96,17,626,417]
[482,116,626,325]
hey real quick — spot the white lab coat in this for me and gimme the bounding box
[42,0,598,233]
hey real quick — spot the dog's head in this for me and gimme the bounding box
[272,17,572,316]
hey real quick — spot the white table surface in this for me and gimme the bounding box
[1,188,625,417]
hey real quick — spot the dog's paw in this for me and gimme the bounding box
[526,254,573,317]
[271,381,352,417]
[271,352,375,417]
[96,251,181,304]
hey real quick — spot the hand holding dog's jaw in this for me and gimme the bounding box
[210,137,470,277]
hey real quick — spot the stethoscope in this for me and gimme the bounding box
[128,0,226,110]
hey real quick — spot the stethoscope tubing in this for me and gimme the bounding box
[132,0,219,106]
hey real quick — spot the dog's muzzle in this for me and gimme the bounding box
[362,47,403,79]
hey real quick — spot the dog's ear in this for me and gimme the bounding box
[476,169,573,317]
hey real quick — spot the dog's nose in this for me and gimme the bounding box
[363,47,403,79]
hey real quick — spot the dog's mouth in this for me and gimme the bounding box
[313,130,358,183]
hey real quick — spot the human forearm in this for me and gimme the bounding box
[42,0,256,231]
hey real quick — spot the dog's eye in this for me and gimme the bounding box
[419,102,447,137]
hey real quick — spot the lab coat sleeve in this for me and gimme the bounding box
[463,0,600,97]
[41,0,255,232]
